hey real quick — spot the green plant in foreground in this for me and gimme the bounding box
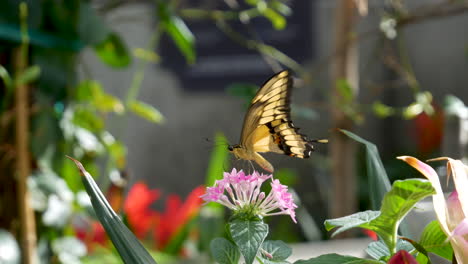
[69,131,462,264]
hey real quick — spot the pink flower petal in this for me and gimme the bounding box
[397,156,450,235]
[447,159,468,218]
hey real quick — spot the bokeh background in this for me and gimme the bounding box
[1,0,467,263]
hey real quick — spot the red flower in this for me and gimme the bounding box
[413,105,444,155]
[153,186,205,250]
[124,182,161,239]
[387,250,418,264]
[362,229,378,241]
[75,220,107,251]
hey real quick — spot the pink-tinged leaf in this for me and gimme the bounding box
[447,159,468,218]
[388,250,418,264]
[398,156,450,234]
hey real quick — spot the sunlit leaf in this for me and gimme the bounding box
[325,210,380,235]
[128,100,164,124]
[94,33,131,68]
[263,8,286,30]
[418,220,452,260]
[72,108,104,132]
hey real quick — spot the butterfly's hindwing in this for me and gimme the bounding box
[265,120,314,159]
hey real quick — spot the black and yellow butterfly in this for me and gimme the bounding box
[228,70,327,172]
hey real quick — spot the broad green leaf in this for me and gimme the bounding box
[78,1,110,45]
[210,237,240,264]
[229,220,268,264]
[157,2,195,64]
[128,100,164,124]
[372,101,395,118]
[418,220,452,260]
[294,254,382,264]
[67,157,157,264]
[326,179,434,254]
[261,240,292,261]
[368,179,435,253]
[341,130,391,210]
[263,8,286,30]
[94,33,131,68]
[15,65,41,85]
[325,210,380,235]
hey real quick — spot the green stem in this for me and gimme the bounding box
[124,27,162,105]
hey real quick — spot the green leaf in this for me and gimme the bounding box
[260,240,292,261]
[106,140,127,169]
[325,179,435,254]
[294,254,382,264]
[67,157,157,264]
[229,220,268,264]
[78,1,110,45]
[210,237,240,264]
[263,8,286,30]
[0,65,12,88]
[366,240,389,260]
[368,179,435,253]
[128,100,164,124]
[341,130,391,210]
[76,80,124,113]
[158,2,195,64]
[206,132,230,186]
[366,239,415,261]
[72,108,104,132]
[94,33,131,68]
[336,79,354,103]
[372,101,395,118]
[324,210,381,235]
[226,83,258,108]
[418,221,452,260]
[15,65,41,85]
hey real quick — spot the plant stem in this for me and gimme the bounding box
[329,0,359,228]
[14,3,37,263]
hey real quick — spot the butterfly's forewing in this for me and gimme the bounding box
[240,70,314,159]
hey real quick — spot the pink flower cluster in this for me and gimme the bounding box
[201,169,298,223]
